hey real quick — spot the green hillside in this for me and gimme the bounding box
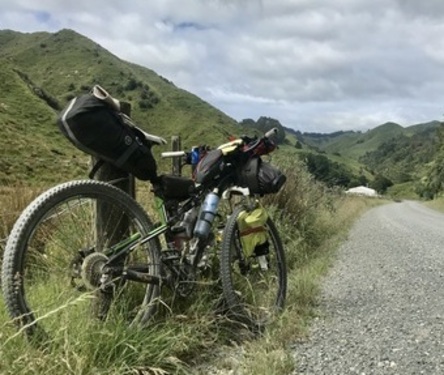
[301,122,405,159]
[300,121,441,160]
[404,121,441,136]
[0,59,86,184]
[0,29,240,185]
[297,120,443,194]
[359,124,442,183]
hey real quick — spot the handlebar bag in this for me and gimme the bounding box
[238,157,286,195]
[194,149,224,185]
[57,88,157,181]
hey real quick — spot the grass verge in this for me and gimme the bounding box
[0,161,386,375]
[423,196,444,213]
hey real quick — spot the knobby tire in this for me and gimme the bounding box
[1,180,161,341]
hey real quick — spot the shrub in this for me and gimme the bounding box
[125,78,138,91]
[265,155,336,250]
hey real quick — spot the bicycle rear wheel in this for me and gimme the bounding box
[2,180,161,341]
[220,205,287,329]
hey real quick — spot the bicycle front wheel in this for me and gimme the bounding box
[220,205,287,329]
[2,180,161,341]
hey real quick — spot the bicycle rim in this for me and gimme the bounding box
[2,181,160,341]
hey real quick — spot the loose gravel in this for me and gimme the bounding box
[292,201,444,375]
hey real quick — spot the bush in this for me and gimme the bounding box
[369,174,393,194]
[125,78,138,91]
[138,99,153,110]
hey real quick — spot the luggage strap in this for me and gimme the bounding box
[115,138,140,167]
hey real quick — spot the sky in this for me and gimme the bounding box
[2,0,444,133]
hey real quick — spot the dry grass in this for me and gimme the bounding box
[0,185,43,253]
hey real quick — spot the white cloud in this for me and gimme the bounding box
[1,0,444,132]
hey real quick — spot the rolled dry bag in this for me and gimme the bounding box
[57,85,158,181]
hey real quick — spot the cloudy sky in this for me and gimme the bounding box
[2,0,444,133]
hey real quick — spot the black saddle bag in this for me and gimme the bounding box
[57,86,157,181]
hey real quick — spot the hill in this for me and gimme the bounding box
[301,122,401,159]
[0,29,241,185]
[359,123,442,184]
[297,121,440,176]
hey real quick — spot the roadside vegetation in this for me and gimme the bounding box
[423,196,444,213]
[0,156,386,375]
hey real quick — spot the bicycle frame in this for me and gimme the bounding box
[97,194,173,285]
[99,185,254,288]
[98,188,206,288]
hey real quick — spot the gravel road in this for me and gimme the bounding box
[292,201,444,375]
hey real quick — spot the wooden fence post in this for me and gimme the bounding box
[171,135,182,176]
[93,102,135,249]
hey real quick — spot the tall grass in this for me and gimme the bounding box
[0,185,43,256]
[0,161,384,374]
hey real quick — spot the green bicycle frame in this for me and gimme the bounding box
[104,195,171,263]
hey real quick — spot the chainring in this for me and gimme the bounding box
[176,261,196,297]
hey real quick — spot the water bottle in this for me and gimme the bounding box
[194,192,220,239]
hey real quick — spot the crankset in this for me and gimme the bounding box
[161,250,196,297]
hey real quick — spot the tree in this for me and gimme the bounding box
[302,153,353,188]
[370,175,393,194]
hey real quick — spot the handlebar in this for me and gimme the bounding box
[264,127,278,139]
[160,127,278,161]
[161,151,187,158]
[241,127,278,156]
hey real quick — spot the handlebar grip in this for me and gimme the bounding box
[265,128,278,138]
[161,151,186,158]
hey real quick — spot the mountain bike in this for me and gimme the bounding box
[1,128,287,340]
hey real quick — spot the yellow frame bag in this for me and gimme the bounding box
[237,205,268,257]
